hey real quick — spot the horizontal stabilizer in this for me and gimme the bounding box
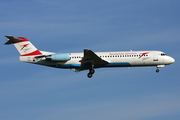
[5,36,24,45]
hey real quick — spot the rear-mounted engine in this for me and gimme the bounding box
[46,53,70,61]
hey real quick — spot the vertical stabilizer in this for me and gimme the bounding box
[5,36,42,56]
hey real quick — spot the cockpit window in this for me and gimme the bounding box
[161,53,166,56]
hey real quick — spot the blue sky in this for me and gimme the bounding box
[0,0,180,120]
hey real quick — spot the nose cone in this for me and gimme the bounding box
[164,56,175,64]
[171,57,175,63]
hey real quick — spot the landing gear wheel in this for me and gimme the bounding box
[89,69,95,74]
[87,73,93,78]
[156,69,159,73]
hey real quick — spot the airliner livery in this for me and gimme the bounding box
[5,36,175,78]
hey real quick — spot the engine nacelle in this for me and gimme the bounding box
[46,53,70,61]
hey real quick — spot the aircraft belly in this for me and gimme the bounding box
[103,62,131,67]
[54,64,81,68]
[50,60,81,68]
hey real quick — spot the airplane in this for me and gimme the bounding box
[4,35,175,78]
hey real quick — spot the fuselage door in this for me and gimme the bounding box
[153,53,158,61]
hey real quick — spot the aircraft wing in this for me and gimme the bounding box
[81,49,108,70]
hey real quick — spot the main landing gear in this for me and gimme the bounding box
[87,69,95,78]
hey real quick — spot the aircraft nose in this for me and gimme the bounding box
[164,56,175,64]
[171,57,175,63]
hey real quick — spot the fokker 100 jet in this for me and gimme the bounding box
[5,36,175,78]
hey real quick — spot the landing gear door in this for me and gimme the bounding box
[153,53,158,61]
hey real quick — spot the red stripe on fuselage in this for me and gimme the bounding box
[139,52,149,58]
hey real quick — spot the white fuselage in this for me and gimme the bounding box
[20,50,175,70]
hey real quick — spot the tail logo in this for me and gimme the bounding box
[21,44,29,50]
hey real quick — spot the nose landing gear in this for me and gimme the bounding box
[156,68,159,73]
[156,65,166,73]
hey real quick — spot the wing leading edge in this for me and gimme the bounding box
[80,49,108,70]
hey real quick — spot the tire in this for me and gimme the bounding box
[89,69,95,74]
[87,73,93,78]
